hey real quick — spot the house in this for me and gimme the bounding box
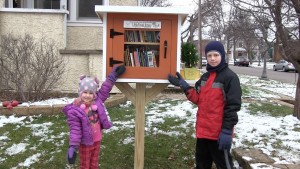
[227,40,248,61]
[0,0,138,93]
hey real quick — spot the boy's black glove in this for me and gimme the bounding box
[168,72,190,92]
[218,129,233,150]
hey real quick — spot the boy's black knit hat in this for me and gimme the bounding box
[205,41,225,60]
[205,41,226,72]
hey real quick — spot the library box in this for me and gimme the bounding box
[95,6,189,83]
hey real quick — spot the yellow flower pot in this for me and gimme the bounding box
[180,68,201,80]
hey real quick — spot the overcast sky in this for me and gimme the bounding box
[171,0,198,14]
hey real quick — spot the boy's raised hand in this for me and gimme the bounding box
[168,72,190,91]
[168,73,180,86]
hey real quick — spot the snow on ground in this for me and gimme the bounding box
[0,74,299,167]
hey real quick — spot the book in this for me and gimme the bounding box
[124,48,130,66]
[139,31,144,42]
[130,52,135,67]
[147,51,154,67]
[133,50,140,67]
[152,52,157,67]
[140,51,145,67]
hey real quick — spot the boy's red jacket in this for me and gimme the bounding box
[186,66,241,140]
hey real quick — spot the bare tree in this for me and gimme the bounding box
[181,0,223,68]
[140,0,171,7]
[0,33,65,102]
[226,0,300,119]
[225,9,259,64]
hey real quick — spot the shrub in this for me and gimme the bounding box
[181,42,199,68]
[0,33,65,101]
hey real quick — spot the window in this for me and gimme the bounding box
[238,52,243,57]
[34,0,60,9]
[66,0,106,23]
[238,42,243,48]
[4,0,106,23]
[78,0,103,18]
[5,0,63,9]
[5,0,8,7]
[67,0,104,21]
[9,0,23,8]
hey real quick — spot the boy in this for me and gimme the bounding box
[168,41,241,169]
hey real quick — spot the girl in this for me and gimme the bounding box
[63,65,126,168]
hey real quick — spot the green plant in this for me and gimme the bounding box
[181,42,199,68]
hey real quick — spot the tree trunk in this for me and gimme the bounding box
[273,35,281,62]
[294,74,300,119]
[233,38,236,60]
[226,37,230,63]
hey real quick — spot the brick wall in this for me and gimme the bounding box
[0,11,65,47]
[66,26,103,50]
[0,0,137,94]
[59,51,121,93]
[0,0,4,8]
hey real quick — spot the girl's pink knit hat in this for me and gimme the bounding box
[78,75,99,98]
[77,75,99,111]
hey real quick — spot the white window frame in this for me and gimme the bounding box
[5,0,66,9]
[5,0,108,25]
[68,0,107,25]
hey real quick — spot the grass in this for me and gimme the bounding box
[294,125,300,132]
[0,115,70,168]
[241,86,251,96]
[247,102,293,117]
[237,101,296,152]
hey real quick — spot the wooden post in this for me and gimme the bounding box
[135,83,146,169]
[115,83,168,169]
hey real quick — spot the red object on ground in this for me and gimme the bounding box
[2,101,10,107]
[11,100,19,107]
[6,104,13,110]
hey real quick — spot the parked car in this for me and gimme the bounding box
[202,57,207,66]
[273,60,296,72]
[234,57,249,67]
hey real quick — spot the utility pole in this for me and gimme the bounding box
[198,0,202,69]
[260,22,269,80]
[260,48,268,80]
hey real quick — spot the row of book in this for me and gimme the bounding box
[124,30,160,43]
[124,48,158,67]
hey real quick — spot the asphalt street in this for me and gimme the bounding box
[228,64,299,84]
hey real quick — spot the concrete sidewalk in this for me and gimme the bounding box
[233,148,299,169]
[0,94,127,116]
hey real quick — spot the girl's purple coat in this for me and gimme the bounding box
[63,75,116,146]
